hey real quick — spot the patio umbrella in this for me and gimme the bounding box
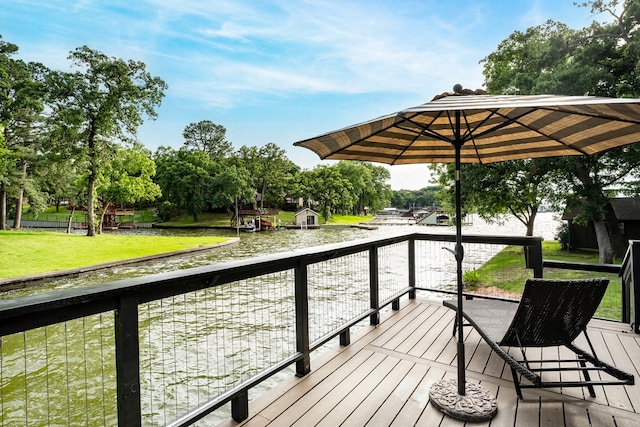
[293,85,640,420]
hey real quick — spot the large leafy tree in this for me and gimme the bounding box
[96,143,161,231]
[301,165,354,223]
[182,120,233,161]
[46,46,166,236]
[476,0,640,262]
[154,147,218,221]
[235,143,299,209]
[0,36,47,230]
[210,165,255,224]
[335,161,392,215]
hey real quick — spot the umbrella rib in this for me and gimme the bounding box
[460,111,485,164]
[391,112,449,165]
[399,112,458,144]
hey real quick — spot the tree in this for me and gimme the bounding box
[96,143,161,231]
[335,161,392,215]
[46,46,166,236]
[210,165,255,225]
[182,120,233,160]
[0,36,47,230]
[235,143,299,209]
[154,147,217,222]
[479,1,640,262]
[302,165,353,223]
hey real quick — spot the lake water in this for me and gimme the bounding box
[2,212,562,299]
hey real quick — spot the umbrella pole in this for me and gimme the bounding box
[428,112,497,421]
[454,140,466,396]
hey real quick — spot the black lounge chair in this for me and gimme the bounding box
[443,278,634,399]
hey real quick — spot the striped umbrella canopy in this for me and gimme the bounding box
[293,87,640,420]
[294,89,640,164]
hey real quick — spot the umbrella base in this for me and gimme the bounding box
[429,379,497,421]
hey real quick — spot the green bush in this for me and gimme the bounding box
[556,223,570,250]
[158,201,177,221]
[462,268,481,290]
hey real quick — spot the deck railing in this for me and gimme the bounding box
[0,232,632,426]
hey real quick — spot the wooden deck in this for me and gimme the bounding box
[219,298,640,427]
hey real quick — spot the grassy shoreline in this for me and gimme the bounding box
[0,230,230,279]
[1,212,371,279]
[470,241,622,319]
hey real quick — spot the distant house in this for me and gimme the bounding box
[295,208,319,227]
[562,197,640,250]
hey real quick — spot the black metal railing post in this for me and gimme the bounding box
[370,246,380,325]
[632,241,640,333]
[114,295,142,427]
[621,241,640,333]
[231,391,249,422]
[530,239,543,278]
[408,238,416,299]
[295,260,311,376]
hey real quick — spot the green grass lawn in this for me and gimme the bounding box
[0,230,229,278]
[470,241,623,320]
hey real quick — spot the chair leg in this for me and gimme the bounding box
[510,367,523,399]
[578,357,596,397]
[452,316,457,337]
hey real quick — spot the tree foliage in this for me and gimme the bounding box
[46,46,167,235]
[474,0,640,261]
[97,143,161,226]
[183,120,233,160]
[0,36,47,230]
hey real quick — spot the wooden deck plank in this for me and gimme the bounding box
[561,403,591,426]
[615,413,640,427]
[313,354,401,426]
[513,392,540,427]
[465,328,490,374]
[272,349,380,425]
[540,400,564,426]
[257,349,376,423]
[588,330,635,411]
[369,303,432,349]
[490,381,521,427]
[557,343,587,400]
[219,298,640,427]
[341,359,415,426]
[419,307,456,362]
[398,305,449,356]
[364,363,432,426]
[587,408,617,427]
[385,304,439,353]
[600,332,640,412]
[388,366,447,427]
[483,349,507,379]
[296,353,390,426]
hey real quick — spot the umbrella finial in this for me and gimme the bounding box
[453,83,463,93]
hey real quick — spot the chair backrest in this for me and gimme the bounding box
[499,278,609,347]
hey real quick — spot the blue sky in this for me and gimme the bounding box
[3,0,600,189]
